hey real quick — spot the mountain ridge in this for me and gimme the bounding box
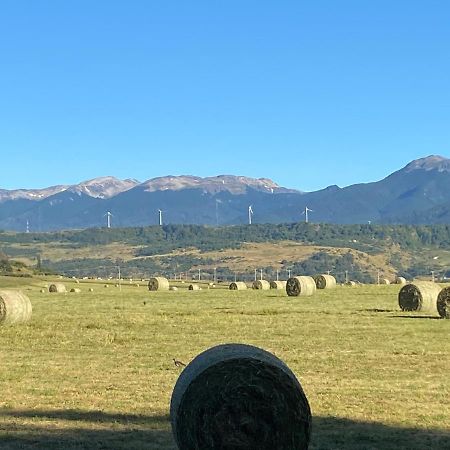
[0,155,449,230]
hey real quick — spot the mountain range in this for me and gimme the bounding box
[1,155,450,231]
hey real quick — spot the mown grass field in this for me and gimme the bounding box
[0,276,449,449]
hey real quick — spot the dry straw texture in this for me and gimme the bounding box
[0,290,32,325]
[229,282,247,290]
[170,343,311,450]
[270,280,287,290]
[49,283,66,293]
[437,287,450,319]
[148,277,170,291]
[252,280,271,290]
[314,274,336,290]
[398,281,442,313]
[286,276,316,297]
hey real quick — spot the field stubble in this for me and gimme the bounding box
[0,277,449,449]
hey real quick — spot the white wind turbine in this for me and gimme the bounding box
[158,209,163,226]
[248,205,254,225]
[104,211,113,228]
[301,206,313,223]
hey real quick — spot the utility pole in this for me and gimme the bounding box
[260,269,263,280]
[431,271,435,282]
[276,269,279,281]
[345,270,349,284]
[254,269,257,281]
[117,266,122,291]
[214,267,217,283]
[288,269,291,279]
[198,268,201,281]
[377,270,380,285]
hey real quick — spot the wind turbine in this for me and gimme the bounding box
[26,220,30,233]
[104,211,113,228]
[301,206,313,223]
[158,209,163,226]
[248,205,254,225]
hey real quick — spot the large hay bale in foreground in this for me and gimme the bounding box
[437,287,450,319]
[270,280,287,290]
[314,274,336,289]
[0,290,32,325]
[148,277,170,291]
[398,281,442,313]
[286,276,316,297]
[229,282,247,290]
[379,278,390,285]
[49,283,66,293]
[395,276,407,285]
[252,280,270,290]
[170,343,311,449]
[188,284,201,291]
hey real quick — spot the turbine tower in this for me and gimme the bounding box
[105,211,113,228]
[158,209,163,226]
[301,206,313,223]
[248,205,254,225]
[26,220,30,233]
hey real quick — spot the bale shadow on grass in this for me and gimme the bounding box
[312,416,450,450]
[0,409,174,450]
[1,410,449,450]
[391,315,442,320]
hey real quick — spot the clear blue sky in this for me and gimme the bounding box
[1,1,449,191]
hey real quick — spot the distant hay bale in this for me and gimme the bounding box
[229,282,247,290]
[70,288,81,293]
[379,278,390,285]
[270,280,287,290]
[395,276,407,285]
[114,283,119,288]
[148,277,170,291]
[189,284,201,290]
[0,290,32,325]
[252,280,270,290]
[88,288,94,292]
[398,281,442,313]
[136,284,140,287]
[345,281,357,287]
[49,283,66,293]
[314,274,336,289]
[75,279,80,284]
[170,343,311,449]
[286,276,316,297]
[40,289,46,293]
[437,287,450,319]
[104,284,109,288]
[170,286,178,291]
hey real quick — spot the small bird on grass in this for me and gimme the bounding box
[173,358,186,368]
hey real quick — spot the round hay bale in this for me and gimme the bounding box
[75,279,80,284]
[286,276,316,297]
[188,284,200,291]
[170,343,311,449]
[170,286,178,291]
[0,290,32,325]
[270,280,287,290]
[379,278,390,285]
[88,288,94,292]
[398,281,442,313]
[104,284,109,288]
[252,280,270,290]
[229,282,247,290]
[345,281,357,287]
[395,276,407,285]
[49,283,66,293]
[70,288,81,293]
[148,277,170,291]
[39,289,46,293]
[437,287,450,319]
[114,283,119,288]
[314,274,336,289]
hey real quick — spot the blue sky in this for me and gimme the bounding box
[1,1,449,191]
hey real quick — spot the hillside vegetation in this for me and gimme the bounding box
[1,223,450,283]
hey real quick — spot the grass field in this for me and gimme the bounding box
[0,276,449,449]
